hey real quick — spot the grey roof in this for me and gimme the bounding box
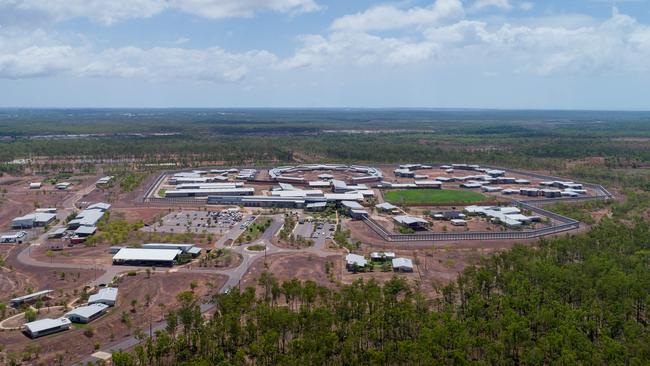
[74,226,97,235]
[394,215,428,225]
[345,253,368,267]
[331,179,348,190]
[141,243,195,252]
[64,304,108,318]
[65,303,108,319]
[375,202,397,210]
[392,257,414,269]
[24,317,71,333]
[86,202,111,211]
[49,227,67,235]
[11,290,52,304]
[88,287,118,304]
[341,200,364,210]
[72,209,105,227]
[188,247,202,255]
[306,202,327,208]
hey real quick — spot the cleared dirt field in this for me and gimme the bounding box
[0,271,226,365]
[240,252,343,293]
[0,175,72,229]
[32,244,113,267]
[3,245,98,303]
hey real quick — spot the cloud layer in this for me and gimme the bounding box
[0,0,649,87]
[0,0,322,24]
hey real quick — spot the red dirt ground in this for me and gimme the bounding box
[0,271,226,365]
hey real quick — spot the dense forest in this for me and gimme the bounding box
[110,217,650,365]
[3,109,650,191]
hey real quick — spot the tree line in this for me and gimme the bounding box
[110,215,650,365]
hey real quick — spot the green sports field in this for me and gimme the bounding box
[384,189,487,205]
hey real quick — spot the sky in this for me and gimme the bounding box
[0,0,649,110]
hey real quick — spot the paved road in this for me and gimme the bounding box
[77,213,337,365]
[14,210,337,365]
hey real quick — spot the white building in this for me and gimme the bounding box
[65,304,109,323]
[345,254,368,270]
[24,318,71,338]
[88,287,118,307]
[392,258,414,272]
[113,248,181,266]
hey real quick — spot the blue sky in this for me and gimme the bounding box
[0,0,649,109]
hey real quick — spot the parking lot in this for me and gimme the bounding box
[141,209,251,235]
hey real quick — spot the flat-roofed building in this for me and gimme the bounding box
[345,253,368,270]
[88,287,118,306]
[10,290,53,307]
[113,248,181,267]
[375,202,397,212]
[12,212,57,229]
[350,209,369,219]
[55,182,71,190]
[74,226,97,237]
[393,215,429,229]
[65,303,109,324]
[24,318,71,338]
[68,209,105,229]
[96,176,114,187]
[451,219,468,226]
[305,202,327,211]
[141,243,195,252]
[393,169,415,178]
[1,231,27,243]
[47,227,67,239]
[370,252,395,261]
[324,193,364,202]
[414,180,442,189]
[165,188,254,198]
[308,181,331,188]
[392,258,414,272]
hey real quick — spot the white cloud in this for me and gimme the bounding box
[471,0,512,12]
[283,7,650,77]
[330,0,464,32]
[0,0,322,25]
[1,2,650,85]
[0,28,278,82]
[519,2,534,11]
[82,47,277,82]
[168,0,322,19]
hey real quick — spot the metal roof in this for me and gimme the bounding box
[345,253,367,267]
[341,201,364,210]
[394,215,428,225]
[87,202,111,211]
[375,202,397,210]
[392,257,413,269]
[24,317,71,333]
[88,287,118,304]
[113,248,181,261]
[141,243,194,252]
[74,226,97,235]
[11,289,53,303]
[65,303,108,319]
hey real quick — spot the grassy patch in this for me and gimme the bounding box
[247,244,266,251]
[238,217,272,244]
[384,189,487,206]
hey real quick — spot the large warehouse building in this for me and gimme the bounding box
[113,248,181,267]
